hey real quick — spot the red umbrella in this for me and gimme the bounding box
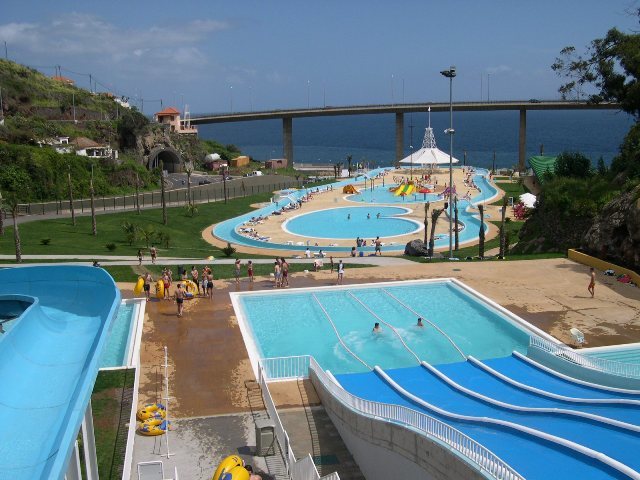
[418,187,432,194]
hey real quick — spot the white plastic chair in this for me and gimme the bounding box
[570,328,585,346]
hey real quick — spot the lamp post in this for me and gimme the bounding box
[440,66,456,259]
[409,145,413,181]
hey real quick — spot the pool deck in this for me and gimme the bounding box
[204,168,506,255]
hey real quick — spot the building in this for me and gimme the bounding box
[265,158,288,169]
[51,75,75,86]
[230,155,250,168]
[72,137,118,160]
[154,107,198,135]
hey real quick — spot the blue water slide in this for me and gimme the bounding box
[436,358,640,426]
[383,365,640,473]
[484,353,640,400]
[335,369,631,480]
[0,265,121,480]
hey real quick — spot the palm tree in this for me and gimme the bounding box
[184,161,194,206]
[423,202,430,244]
[347,155,353,177]
[89,164,97,236]
[499,196,508,258]
[7,196,21,263]
[135,172,141,214]
[478,204,485,258]
[138,225,156,248]
[454,196,459,251]
[428,208,443,257]
[159,160,167,225]
[0,190,4,236]
[67,166,76,226]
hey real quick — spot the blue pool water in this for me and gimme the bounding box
[283,206,420,239]
[347,185,441,204]
[237,281,530,374]
[99,303,135,368]
[583,345,640,365]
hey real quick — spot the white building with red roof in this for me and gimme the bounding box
[154,107,198,135]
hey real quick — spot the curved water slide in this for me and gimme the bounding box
[0,266,121,480]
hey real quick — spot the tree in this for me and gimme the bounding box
[67,166,76,226]
[347,155,353,177]
[89,164,97,236]
[428,208,443,257]
[159,160,167,225]
[0,190,4,236]
[6,195,21,263]
[554,152,592,178]
[478,204,485,258]
[135,172,141,214]
[184,161,194,206]
[552,13,640,118]
[423,202,430,244]
[499,196,508,258]
[454,196,459,251]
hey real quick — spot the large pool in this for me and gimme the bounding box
[283,206,421,239]
[233,280,533,375]
[348,185,441,204]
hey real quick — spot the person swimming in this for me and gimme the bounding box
[417,317,424,327]
[372,322,381,333]
[367,213,371,219]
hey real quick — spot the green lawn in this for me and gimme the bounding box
[90,369,135,480]
[0,193,275,259]
[103,262,374,282]
[491,181,529,206]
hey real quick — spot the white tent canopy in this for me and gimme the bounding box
[399,108,460,166]
[519,192,537,208]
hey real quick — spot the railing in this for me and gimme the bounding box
[257,360,340,480]
[262,355,311,380]
[529,336,640,379]
[308,356,524,480]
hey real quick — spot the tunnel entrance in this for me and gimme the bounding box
[148,146,182,172]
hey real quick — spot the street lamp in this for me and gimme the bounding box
[230,86,233,113]
[440,66,456,259]
[409,145,413,181]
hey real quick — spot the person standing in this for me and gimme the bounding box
[329,256,334,273]
[162,270,171,300]
[281,257,289,287]
[143,272,153,302]
[137,249,143,265]
[247,260,254,282]
[337,260,344,285]
[234,258,242,284]
[375,236,382,256]
[191,265,200,295]
[588,267,596,298]
[150,245,157,264]
[274,261,282,288]
[206,268,214,299]
[175,284,185,317]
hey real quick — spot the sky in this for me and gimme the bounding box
[1,1,638,114]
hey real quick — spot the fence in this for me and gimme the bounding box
[529,336,640,379]
[15,177,302,217]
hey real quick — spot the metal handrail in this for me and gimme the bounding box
[347,292,421,364]
[529,336,640,379]
[312,294,371,370]
[381,288,467,359]
[308,356,524,480]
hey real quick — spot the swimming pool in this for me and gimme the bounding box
[283,206,421,239]
[347,185,441,204]
[99,303,136,368]
[233,279,540,376]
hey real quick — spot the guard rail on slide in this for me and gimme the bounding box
[381,288,467,359]
[530,336,640,379]
[307,356,525,480]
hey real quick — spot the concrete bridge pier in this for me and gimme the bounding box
[395,113,404,166]
[283,117,293,164]
[519,109,526,172]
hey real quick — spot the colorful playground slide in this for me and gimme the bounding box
[393,184,415,196]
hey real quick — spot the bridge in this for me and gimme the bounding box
[190,100,621,170]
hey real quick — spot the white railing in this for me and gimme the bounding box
[320,473,341,480]
[530,336,640,379]
[262,355,311,380]
[308,357,523,480]
[257,360,340,480]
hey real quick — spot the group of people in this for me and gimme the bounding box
[137,245,158,266]
[351,236,383,256]
[372,317,424,333]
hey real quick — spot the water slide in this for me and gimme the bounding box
[335,369,632,480]
[0,266,121,480]
[393,184,415,196]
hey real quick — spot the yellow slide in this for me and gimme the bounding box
[394,184,415,196]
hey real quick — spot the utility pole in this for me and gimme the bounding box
[72,93,77,124]
[68,166,76,226]
[90,164,97,236]
[3,41,7,60]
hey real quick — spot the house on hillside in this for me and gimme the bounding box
[265,158,288,169]
[51,75,75,86]
[37,136,72,154]
[154,107,198,135]
[72,137,118,160]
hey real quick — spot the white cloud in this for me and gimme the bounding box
[486,65,512,75]
[0,13,229,70]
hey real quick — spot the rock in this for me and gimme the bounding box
[405,239,430,256]
[582,185,640,270]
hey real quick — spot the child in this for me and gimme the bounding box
[247,260,254,283]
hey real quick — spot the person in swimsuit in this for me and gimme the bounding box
[375,236,382,256]
[143,273,152,302]
[372,322,381,333]
[206,269,214,299]
[150,245,157,264]
[247,260,254,282]
[281,257,289,287]
[175,284,185,317]
[162,270,171,300]
[337,260,344,285]
[417,317,424,327]
[329,256,334,273]
[588,267,596,298]
[235,259,241,283]
[274,261,282,288]
[191,266,200,295]
[137,249,143,265]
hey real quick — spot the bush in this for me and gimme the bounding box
[40,238,51,245]
[221,242,236,257]
[106,243,117,251]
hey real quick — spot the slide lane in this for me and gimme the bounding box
[435,358,640,426]
[385,365,640,473]
[485,353,640,399]
[335,370,629,480]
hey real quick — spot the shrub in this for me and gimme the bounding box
[221,242,236,257]
[106,243,117,251]
[40,238,51,245]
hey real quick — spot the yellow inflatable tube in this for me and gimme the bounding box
[134,277,144,295]
[212,455,244,480]
[183,279,198,296]
[137,403,166,421]
[137,419,169,436]
[156,279,165,299]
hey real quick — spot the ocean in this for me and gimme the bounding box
[197,109,634,170]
